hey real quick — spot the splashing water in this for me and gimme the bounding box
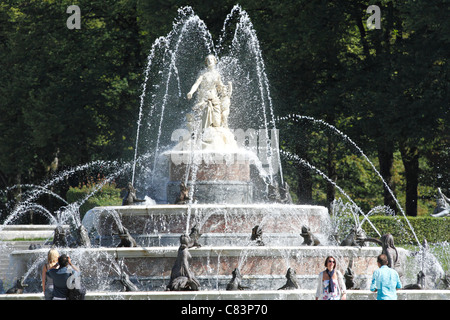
[278,114,420,245]
[280,149,381,237]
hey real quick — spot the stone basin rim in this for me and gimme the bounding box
[10,245,385,258]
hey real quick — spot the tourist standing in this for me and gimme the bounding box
[315,256,347,300]
[41,249,59,300]
[46,254,79,300]
[370,254,402,300]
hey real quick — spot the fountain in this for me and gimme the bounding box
[1,5,449,301]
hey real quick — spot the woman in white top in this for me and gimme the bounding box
[315,256,347,300]
[41,248,59,300]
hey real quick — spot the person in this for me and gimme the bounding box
[315,256,347,300]
[370,254,402,300]
[46,254,80,300]
[41,249,59,300]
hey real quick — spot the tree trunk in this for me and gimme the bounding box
[377,143,397,213]
[400,143,419,216]
[326,137,337,206]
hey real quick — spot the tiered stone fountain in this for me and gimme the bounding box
[2,5,449,301]
[6,47,390,298]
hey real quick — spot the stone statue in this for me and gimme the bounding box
[380,233,399,269]
[53,224,91,248]
[175,182,191,204]
[251,225,264,246]
[187,55,229,130]
[52,225,68,247]
[344,258,356,289]
[117,226,137,248]
[166,234,200,291]
[122,182,145,206]
[226,268,248,290]
[119,272,139,292]
[187,225,202,248]
[359,233,401,272]
[267,181,293,204]
[6,276,27,294]
[403,271,425,289]
[278,268,299,290]
[28,244,42,250]
[431,188,450,217]
[340,226,368,247]
[408,239,445,289]
[300,225,320,246]
[73,225,91,248]
[279,181,293,204]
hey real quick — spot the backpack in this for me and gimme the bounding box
[66,272,86,300]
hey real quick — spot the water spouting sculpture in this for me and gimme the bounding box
[1,5,449,300]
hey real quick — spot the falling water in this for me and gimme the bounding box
[279,114,420,245]
[280,149,381,237]
[217,5,283,183]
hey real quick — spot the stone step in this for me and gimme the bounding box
[0,240,51,289]
[1,289,450,300]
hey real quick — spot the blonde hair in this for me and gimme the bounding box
[47,249,59,266]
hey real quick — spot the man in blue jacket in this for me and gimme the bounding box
[370,254,402,300]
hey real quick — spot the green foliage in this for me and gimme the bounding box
[0,0,144,187]
[362,216,450,245]
[66,178,122,219]
[0,1,447,223]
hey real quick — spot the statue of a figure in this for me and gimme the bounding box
[267,181,293,204]
[431,188,450,217]
[279,181,293,204]
[72,225,91,248]
[119,272,139,292]
[117,226,137,248]
[166,234,200,291]
[187,225,202,248]
[404,271,425,289]
[380,233,399,269]
[300,225,320,246]
[175,182,191,204]
[359,233,402,274]
[187,55,231,130]
[226,268,248,290]
[278,268,299,290]
[251,225,264,246]
[122,182,145,206]
[52,225,68,247]
[344,258,356,289]
[340,226,367,247]
[6,276,27,294]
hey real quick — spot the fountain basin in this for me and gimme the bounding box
[82,204,330,242]
[9,245,394,291]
